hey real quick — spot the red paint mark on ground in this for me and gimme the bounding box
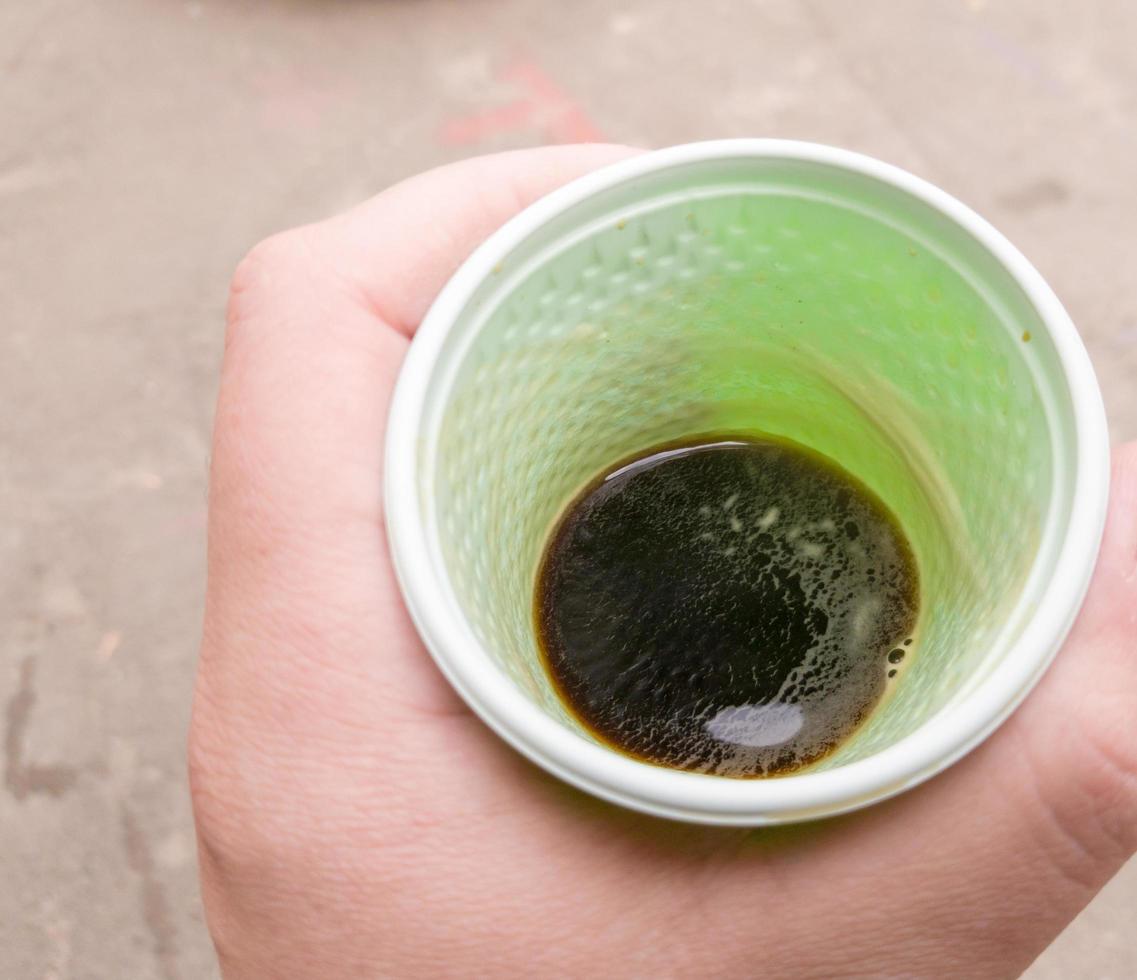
[441,59,604,145]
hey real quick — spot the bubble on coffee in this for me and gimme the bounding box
[535,437,920,777]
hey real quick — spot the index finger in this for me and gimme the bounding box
[216,143,642,536]
[265,143,645,338]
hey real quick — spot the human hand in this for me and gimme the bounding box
[190,145,1137,979]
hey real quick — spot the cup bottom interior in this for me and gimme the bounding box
[426,157,1073,775]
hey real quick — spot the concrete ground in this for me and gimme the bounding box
[2,0,1134,976]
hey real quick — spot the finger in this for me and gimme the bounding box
[315,144,645,335]
[213,144,640,548]
[198,146,642,739]
[712,443,1137,979]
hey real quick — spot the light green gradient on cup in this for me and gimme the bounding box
[431,157,1061,773]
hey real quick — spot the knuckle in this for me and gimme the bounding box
[188,724,281,887]
[187,693,242,858]
[1021,702,1137,891]
[230,230,310,298]
[225,229,318,349]
[187,667,275,871]
[1076,702,1137,857]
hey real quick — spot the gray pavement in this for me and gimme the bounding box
[2,1,1134,976]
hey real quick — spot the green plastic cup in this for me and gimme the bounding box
[385,140,1109,824]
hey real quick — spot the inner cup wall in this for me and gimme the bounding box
[430,159,1058,771]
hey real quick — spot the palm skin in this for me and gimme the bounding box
[189,145,1137,979]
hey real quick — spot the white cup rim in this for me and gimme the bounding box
[384,139,1110,825]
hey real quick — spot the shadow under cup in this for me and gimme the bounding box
[394,147,1102,818]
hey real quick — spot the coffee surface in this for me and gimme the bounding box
[535,436,919,777]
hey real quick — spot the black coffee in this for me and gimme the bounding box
[535,436,919,777]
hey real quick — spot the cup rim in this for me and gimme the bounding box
[384,139,1110,825]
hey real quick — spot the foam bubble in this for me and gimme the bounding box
[706,703,804,747]
[757,506,779,529]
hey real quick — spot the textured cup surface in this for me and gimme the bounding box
[385,140,1109,824]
